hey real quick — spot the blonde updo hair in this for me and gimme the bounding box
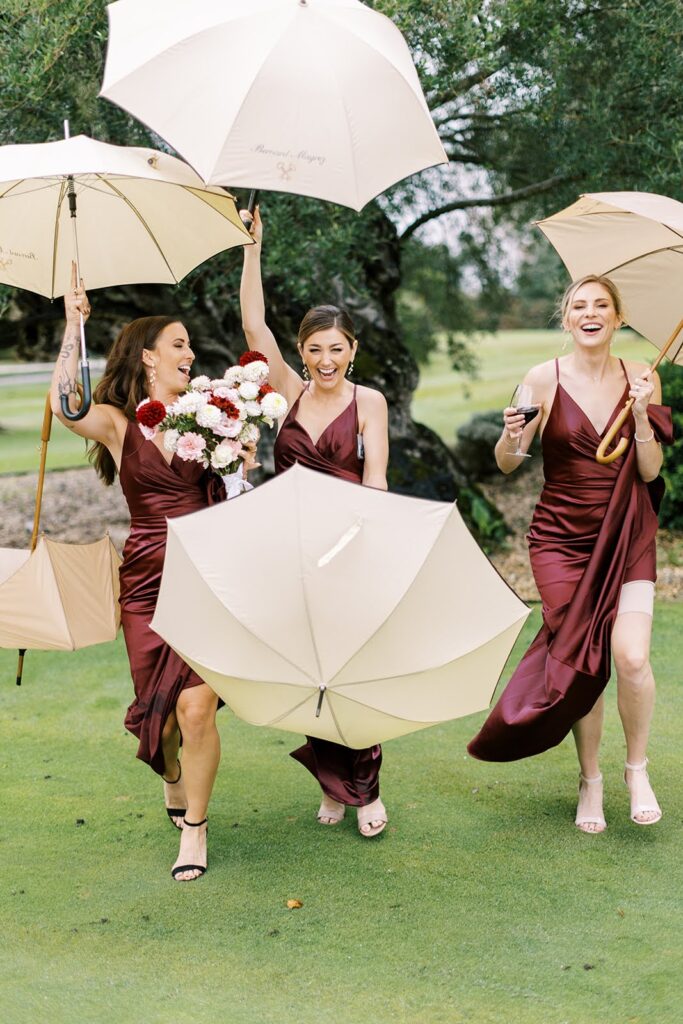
[559,275,626,328]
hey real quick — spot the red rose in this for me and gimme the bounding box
[239,351,268,367]
[136,400,166,428]
[209,395,240,419]
[258,383,275,399]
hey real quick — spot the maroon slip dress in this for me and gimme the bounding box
[274,384,382,806]
[468,358,673,762]
[118,421,224,775]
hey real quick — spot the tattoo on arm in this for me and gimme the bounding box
[57,331,80,400]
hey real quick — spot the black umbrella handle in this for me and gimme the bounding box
[60,360,92,422]
[241,189,260,232]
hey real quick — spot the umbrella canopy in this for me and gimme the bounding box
[150,464,529,748]
[100,0,448,211]
[0,536,121,651]
[0,133,252,298]
[537,191,683,364]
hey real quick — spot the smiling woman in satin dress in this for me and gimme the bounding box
[240,207,391,838]
[468,275,673,833]
[50,266,241,881]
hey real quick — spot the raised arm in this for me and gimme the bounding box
[359,388,389,490]
[630,365,664,483]
[240,207,302,404]
[50,263,118,448]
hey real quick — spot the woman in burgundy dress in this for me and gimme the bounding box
[468,276,673,832]
[51,268,233,880]
[240,208,390,837]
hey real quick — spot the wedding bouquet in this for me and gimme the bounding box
[135,351,288,496]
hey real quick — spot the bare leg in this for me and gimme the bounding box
[612,612,660,823]
[161,710,186,828]
[172,684,220,880]
[571,695,606,832]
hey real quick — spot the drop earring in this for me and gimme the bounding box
[347,361,354,377]
[147,366,157,391]
[302,363,310,381]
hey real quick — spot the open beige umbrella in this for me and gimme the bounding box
[0,130,252,417]
[150,464,529,748]
[100,0,448,212]
[0,395,121,685]
[537,191,683,463]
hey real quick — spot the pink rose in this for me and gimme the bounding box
[175,432,207,462]
[213,416,243,438]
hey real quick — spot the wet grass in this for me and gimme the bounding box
[1,604,681,1024]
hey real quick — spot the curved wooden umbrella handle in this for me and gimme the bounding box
[596,398,634,465]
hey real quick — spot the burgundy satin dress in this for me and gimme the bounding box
[274,385,382,806]
[118,421,224,775]
[468,359,673,762]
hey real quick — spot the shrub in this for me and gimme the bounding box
[659,362,683,530]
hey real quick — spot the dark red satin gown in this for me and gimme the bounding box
[468,359,673,762]
[118,421,224,775]
[274,385,382,806]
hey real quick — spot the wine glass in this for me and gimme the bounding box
[509,383,539,458]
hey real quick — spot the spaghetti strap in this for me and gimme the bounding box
[353,383,357,398]
[555,357,560,381]
[618,357,629,384]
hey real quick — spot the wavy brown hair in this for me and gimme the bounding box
[297,305,356,348]
[88,316,181,485]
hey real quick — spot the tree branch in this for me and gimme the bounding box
[428,64,505,111]
[399,175,577,241]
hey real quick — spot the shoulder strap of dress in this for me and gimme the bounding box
[618,357,629,383]
[555,357,560,381]
[353,383,357,398]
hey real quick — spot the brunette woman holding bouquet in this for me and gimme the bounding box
[468,276,673,832]
[240,208,390,837]
[51,265,237,881]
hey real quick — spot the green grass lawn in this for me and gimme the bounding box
[0,382,91,474]
[1,605,681,1024]
[412,329,654,444]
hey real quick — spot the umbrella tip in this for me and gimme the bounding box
[64,119,70,140]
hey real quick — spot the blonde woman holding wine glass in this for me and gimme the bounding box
[469,275,673,833]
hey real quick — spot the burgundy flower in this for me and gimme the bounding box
[239,350,269,367]
[209,395,240,419]
[258,383,275,399]
[136,400,166,428]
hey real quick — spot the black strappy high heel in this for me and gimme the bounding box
[171,818,208,881]
[163,760,186,829]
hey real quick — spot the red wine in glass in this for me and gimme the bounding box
[509,384,538,457]
[517,405,540,427]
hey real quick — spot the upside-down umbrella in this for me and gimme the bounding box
[0,396,121,684]
[537,191,683,463]
[0,130,252,418]
[150,464,529,748]
[100,0,448,212]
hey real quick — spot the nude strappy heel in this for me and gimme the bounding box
[357,798,387,838]
[624,759,662,825]
[575,773,606,833]
[317,796,346,825]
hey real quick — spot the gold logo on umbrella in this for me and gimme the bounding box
[0,257,12,270]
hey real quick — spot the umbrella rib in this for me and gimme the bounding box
[603,244,683,276]
[324,507,455,684]
[51,179,68,300]
[95,174,179,283]
[327,613,529,693]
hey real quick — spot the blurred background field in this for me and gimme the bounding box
[0,329,655,475]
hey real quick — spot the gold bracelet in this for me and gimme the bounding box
[634,430,655,443]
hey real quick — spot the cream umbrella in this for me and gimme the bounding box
[0,130,253,418]
[537,191,683,463]
[0,393,121,685]
[100,0,448,212]
[151,464,529,748]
